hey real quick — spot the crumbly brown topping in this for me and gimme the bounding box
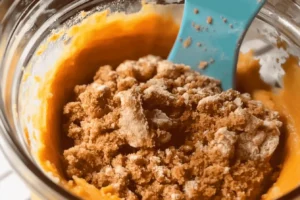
[192,23,201,32]
[63,55,282,200]
[199,61,208,69]
[207,16,213,24]
[183,37,192,48]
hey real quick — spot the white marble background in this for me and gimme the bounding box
[0,149,31,200]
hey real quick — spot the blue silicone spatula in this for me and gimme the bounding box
[168,0,266,90]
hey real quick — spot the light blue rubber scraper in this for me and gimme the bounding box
[168,0,266,90]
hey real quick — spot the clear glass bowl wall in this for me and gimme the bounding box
[0,0,300,199]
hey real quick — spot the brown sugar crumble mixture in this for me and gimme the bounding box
[183,37,192,48]
[192,23,201,32]
[193,8,199,14]
[63,55,282,200]
[207,16,213,24]
[199,61,208,69]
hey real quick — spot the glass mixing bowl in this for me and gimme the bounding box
[1,0,300,199]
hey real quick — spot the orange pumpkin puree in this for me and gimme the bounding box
[237,53,300,199]
[30,3,300,200]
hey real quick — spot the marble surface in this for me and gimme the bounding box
[0,148,31,200]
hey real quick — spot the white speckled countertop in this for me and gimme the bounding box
[0,148,30,200]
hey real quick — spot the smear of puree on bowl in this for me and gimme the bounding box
[24,3,300,200]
